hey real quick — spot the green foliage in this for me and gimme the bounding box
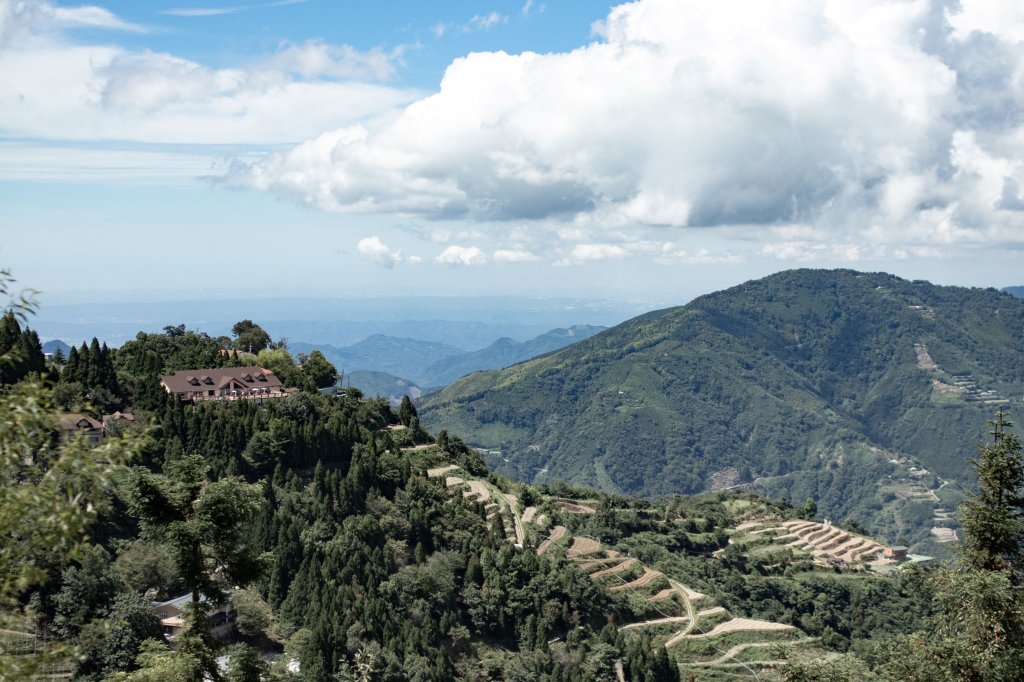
[0,311,45,386]
[958,411,1024,572]
[112,540,183,601]
[875,412,1024,681]
[232,587,274,640]
[225,643,270,682]
[257,347,303,388]
[120,454,266,606]
[0,271,139,680]
[232,320,272,354]
[74,591,164,679]
[299,349,338,389]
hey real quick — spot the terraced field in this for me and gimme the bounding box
[546,529,816,678]
[426,465,834,678]
[732,518,890,566]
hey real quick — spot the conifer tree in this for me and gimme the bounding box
[876,411,1024,681]
[959,410,1024,574]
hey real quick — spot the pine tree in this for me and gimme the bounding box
[959,410,1024,574]
[876,411,1024,681]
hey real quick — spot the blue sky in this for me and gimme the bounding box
[2,0,1024,307]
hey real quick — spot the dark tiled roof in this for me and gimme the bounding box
[159,366,283,394]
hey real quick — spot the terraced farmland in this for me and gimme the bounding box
[732,518,891,566]
[426,464,841,678]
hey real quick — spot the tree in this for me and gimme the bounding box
[120,455,266,679]
[398,396,417,427]
[122,455,266,605]
[256,348,301,387]
[300,349,338,389]
[958,410,1024,573]
[876,411,1024,681]
[225,643,270,682]
[231,320,271,354]
[74,591,164,679]
[0,270,139,680]
[232,587,274,640]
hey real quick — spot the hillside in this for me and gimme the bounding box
[1004,286,1024,299]
[419,325,606,387]
[420,269,1024,550]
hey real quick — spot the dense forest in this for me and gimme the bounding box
[4,270,1024,681]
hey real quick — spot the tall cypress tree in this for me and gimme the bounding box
[959,410,1024,574]
[878,411,1024,681]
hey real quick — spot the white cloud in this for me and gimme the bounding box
[436,245,487,266]
[653,246,744,266]
[466,12,506,32]
[559,243,629,266]
[0,141,227,184]
[493,248,540,262]
[0,2,418,146]
[227,0,1024,256]
[0,0,148,39]
[948,0,1024,43]
[263,40,402,81]
[356,235,416,268]
[161,0,310,17]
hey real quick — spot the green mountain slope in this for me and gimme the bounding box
[420,269,1024,547]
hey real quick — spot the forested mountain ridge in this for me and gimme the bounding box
[420,269,1024,549]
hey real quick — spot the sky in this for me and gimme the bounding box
[2,0,1024,309]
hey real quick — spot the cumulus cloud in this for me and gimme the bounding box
[436,245,487,266]
[226,0,1024,255]
[493,248,540,262]
[262,40,402,81]
[356,235,417,268]
[0,1,417,145]
[553,243,629,266]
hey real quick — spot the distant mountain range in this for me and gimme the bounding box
[292,335,464,387]
[421,269,1024,550]
[293,325,606,389]
[417,325,606,387]
[1004,286,1024,298]
[28,295,641,349]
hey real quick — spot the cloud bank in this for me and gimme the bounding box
[226,0,1024,253]
[0,0,417,145]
